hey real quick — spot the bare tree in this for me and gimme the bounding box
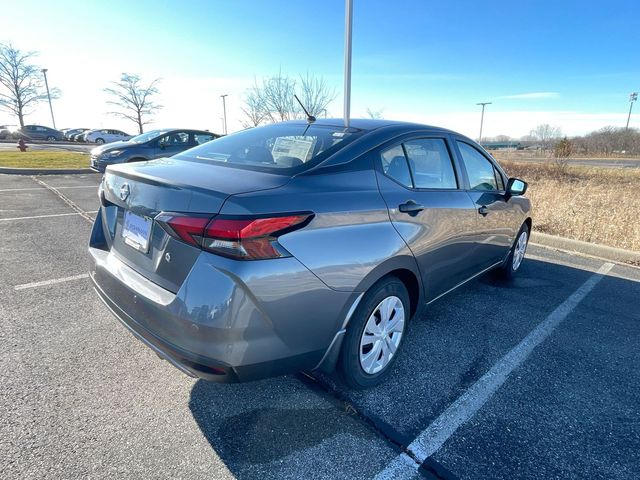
[553,136,573,173]
[242,71,335,126]
[366,107,384,119]
[104,73,162,134]
[529,123,562,151]
[0,43,58,127]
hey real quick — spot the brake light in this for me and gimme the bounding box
[157,213,312,260]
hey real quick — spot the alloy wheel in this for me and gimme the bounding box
[512,230,528,271]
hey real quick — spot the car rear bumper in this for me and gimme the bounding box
[89,227,358,382]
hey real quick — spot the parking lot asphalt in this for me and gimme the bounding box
[1,172,638,480]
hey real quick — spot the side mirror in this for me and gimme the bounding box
[506,177,527,197]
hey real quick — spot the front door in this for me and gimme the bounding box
[375,136,479,301]
[155,131,192,158]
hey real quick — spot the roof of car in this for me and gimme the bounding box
[279,118,457,134]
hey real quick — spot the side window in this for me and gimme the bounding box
[457,141,498,191]
[404,139,457,189]
[194,133,214,145]
[380,145,412,188]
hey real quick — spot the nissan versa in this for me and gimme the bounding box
[89,119,531,388]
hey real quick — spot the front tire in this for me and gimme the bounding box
[340,277,409,389]
[95,138,105,145]
[46,135,56,142]
[499,223,530,278]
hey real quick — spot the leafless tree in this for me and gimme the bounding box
[104,73,162,134]
[529,123,562,151]
[242,71,335,126]
[0,43,58,127]
[366,107,384,119]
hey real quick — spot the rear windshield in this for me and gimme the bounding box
[175,123,362,173]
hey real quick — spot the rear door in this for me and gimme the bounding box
[375,134,479,301]
[453,139,514,269]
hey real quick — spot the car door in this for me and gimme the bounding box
[375,135,479,301]
[453,138,515,270]
[155,131,191,158]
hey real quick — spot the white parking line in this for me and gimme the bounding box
[374,261,615,479]
[0,211,98,222]
[14,273,89,290]
[0,185,97,193]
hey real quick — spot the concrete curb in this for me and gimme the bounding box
[530,231,640,265]
[0,167,94,175]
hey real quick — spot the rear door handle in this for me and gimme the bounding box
[478,206,489,216]
[399,200,425,214]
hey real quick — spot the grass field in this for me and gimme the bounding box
[502,160,640,252]
[0,151,89,169]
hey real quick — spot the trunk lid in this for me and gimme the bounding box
[100,158,290,292]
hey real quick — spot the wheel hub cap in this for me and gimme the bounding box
[359,295,405,375]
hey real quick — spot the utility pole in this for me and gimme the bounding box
[220,94,228,135]
[41,68,56,129]
[343,0,353,128]
[476,102,491,144]
[626,92,637,130]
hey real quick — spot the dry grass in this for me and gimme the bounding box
[500,160,640,252]
[0,151,89,169]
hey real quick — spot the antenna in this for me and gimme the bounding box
[294,94,316,123]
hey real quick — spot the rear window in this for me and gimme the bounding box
[175,123,362,173]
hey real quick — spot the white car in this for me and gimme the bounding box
[84,129,132,144]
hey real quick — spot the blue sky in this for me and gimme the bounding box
[1,0,638,137]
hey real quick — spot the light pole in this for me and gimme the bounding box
[220,94,228,135]
[41,68,56,129]
[626,92,638,130]
[476,102,491,144]
[343,0,353,128]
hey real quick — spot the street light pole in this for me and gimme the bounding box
[343,0,353,128]
[476,102,491,144]
[220,94,228,135]
[626,92,637,130]
[41,68,56,129]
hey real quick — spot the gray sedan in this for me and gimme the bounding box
[89,119,531,388]
[90,129,219,173]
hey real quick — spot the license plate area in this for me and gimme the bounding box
[122,211,152,253]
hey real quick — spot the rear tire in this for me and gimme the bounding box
[499,223,530,279]
[340,277,409,389]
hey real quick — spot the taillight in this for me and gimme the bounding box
[156,213,312,260]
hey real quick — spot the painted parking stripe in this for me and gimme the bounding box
[0,185,97,192]
[14,273,90,290]
[0,211,98,222]
[374,261,615,479]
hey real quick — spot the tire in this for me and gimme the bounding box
[127,157,146,163]
[499,223,530,279]
[95,138,105,145]
[46,135,55,142]
[340,277,410,389]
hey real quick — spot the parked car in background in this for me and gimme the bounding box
[89,119,531,388]
[90,129,219,173]
[17,125,65,141]
[65,128,90,141]
[85,129,131,144]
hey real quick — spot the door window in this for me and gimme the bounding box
[457,142,499,191]
[194,133,215,145]
[160,132,189,145]
[380,145,412,188]
[403,139,457,189]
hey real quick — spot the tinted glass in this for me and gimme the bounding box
[404,139,457,189]
[380,145,412,188]
[457,141,498,191]
[176,124,362,173]
[160,132,189,144]
[194,133,215,145]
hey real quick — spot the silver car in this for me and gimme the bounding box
[89,119,531,388]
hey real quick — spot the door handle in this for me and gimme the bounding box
[399,200,425,214]
[478,206,489,216]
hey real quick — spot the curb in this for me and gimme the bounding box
[530,231,640,265]
[0,167,95,175]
